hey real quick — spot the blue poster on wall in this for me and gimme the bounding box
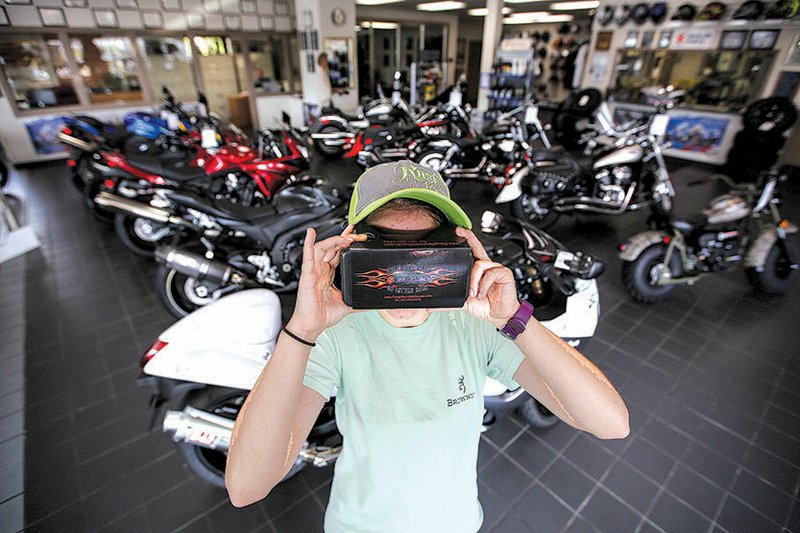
[663,115,730,155]
[25,117,69,155]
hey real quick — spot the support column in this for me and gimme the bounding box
[477,0,504,113]
[294,0,359,117]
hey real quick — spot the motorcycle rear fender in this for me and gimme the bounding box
[743,224,798,270]
[142,290,282,390]
[495,167,529,204]
[539,279,600,339]
[619,230,671,262]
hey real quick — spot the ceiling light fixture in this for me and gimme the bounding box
[504,12,575,23]
[504,0,548,3]
[416,1,467,11]
[550,0,599,10]
[360,21,401,29]
[467,7,513,15]
[355,0,404,5]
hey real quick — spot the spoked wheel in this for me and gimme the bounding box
[621,244,683,303]
[114,214,177,257]
[511,194,560,230]
[178,389,307,489]
[743,97,798,133]
[747,240,800,294]
[156,266,232,318]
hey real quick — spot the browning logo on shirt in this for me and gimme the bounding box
[448,374,474,407]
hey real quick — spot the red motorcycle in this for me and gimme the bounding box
[91,127,310,256]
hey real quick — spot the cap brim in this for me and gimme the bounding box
[349,187,473,229]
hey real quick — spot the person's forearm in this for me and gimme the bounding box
[514,319,630,439]
[225,320,319,506]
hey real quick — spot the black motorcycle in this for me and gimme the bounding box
[619,167,799,302]
[151,183,347,317]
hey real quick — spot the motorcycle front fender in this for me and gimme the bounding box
[743,224,799,270]
[495,167,529,204]
[619,230,670,262]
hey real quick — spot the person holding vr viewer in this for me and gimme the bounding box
[226,161,629,532]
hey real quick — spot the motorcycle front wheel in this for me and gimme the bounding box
[511,195,560,230]
[114,214,177,257]
[621,244,683,303]
[178,388,306,489]
[157,266,230,318]
[746,240,800,294]
[312,124,347,159]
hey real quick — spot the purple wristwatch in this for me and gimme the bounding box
[498,300,534,340]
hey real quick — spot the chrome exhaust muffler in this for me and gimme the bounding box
[163,406,234,452]
[57,132,98,152]
[94,192,190,226]
[155,246,246,286]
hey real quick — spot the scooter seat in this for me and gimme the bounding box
[127,154,207,182]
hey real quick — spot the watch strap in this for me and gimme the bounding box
[499,300,534,340]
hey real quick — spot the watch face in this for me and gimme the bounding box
[332,7,346,26]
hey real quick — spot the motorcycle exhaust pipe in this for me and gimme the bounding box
[57,132,98,152]
[155,246,246,286]
[310,132,355,146]
[94,192,189,226]
[163,406,233,452]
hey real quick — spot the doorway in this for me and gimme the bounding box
[466,40,482,106]
[191,35,243,123]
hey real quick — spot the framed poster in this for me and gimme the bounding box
[720,30,747,50]
[749,30,779,50]
[774,71,800,99]
[658,30,672,49]
[39,7,66,26]
[325,37,355,89]
[640,30,654,48]
[25,117,69,155]
[595,31,613,51]
[624,30,639,49]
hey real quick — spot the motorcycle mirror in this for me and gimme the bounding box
[480,210,504,234]
[281,111,291,126]
[198,92,209,113]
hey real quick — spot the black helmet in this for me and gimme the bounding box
[697,1,727,19]
[632,2,651,23]
[597,5,615,25]
[615,4,632,23]
[542,30,551,43]
[671,3,697,19]
[733,0,765,19]
[765,0,799,18]
[650,2,668,22]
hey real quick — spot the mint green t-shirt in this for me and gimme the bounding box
[303,310,526,533]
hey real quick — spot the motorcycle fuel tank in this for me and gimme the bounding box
[593,144,644,170]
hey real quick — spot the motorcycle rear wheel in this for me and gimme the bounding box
[178,388,306,489]
[313,125,347,159]
[114,214,176,258]
[157,265,227,318]
[511,195,560,230]
[746,240,799,294]
[621,244,683,303]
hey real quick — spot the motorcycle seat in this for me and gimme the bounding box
[166,189,276,221]
[530,146,566,162]
[127,153,207,182]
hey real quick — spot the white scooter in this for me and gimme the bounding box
[138,215,603,488]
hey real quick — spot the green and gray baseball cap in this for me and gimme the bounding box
[348,160,472,229]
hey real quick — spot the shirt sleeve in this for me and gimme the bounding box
[303,329,341,401]
[481,318,526,390]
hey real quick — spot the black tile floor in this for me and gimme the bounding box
[2,155,800,533]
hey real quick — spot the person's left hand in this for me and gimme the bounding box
[456,227,520,328]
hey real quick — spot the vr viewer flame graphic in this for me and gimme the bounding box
[355,268,460,289]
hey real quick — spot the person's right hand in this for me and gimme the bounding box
[286,224,366,341]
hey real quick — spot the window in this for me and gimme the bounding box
[0,34,80,111]
[137,37,197,103]
[70,34,142,104]
[247,37,298,94]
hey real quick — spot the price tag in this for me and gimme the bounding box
[524,105,539,124]
[650,114,669,137]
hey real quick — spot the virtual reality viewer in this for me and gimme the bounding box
[339,161,475,309]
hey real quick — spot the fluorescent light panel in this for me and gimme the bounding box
[360,21,400,29]
[550,0,599,10]
[355,0,403,5]
[416,1,467,11]
[467,7,513,15]
[504,12,574,22]
[504,0,549,3]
